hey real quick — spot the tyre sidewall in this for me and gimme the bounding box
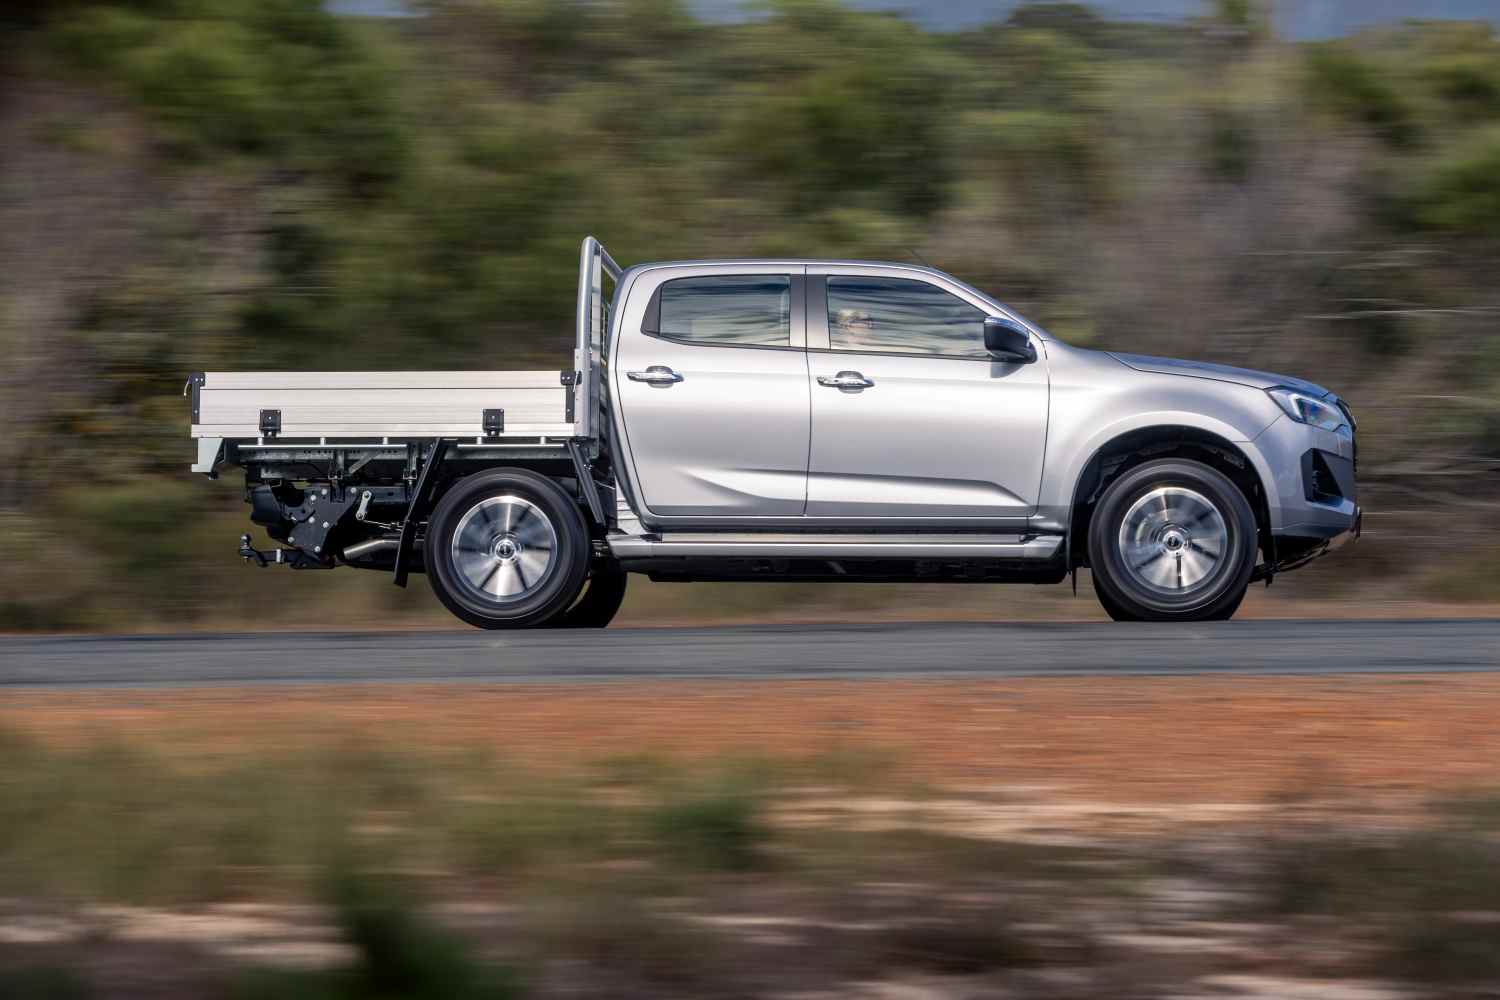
[427,469,590,629]
[550,562,629,629]
[1088,459,1256,621]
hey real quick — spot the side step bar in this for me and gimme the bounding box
[608,533,1063,561]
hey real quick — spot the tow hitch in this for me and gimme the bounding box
[238,533,328,570]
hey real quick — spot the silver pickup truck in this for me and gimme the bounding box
[189,237,1360,627]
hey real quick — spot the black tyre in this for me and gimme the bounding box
[550,562,629,629]
[426,468,590,629]
[1092,572,1248,622]
[1087,459,1256,622]
[1090,576,1134,622]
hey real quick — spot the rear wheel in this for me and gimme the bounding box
[1087,459,1255,622]
[426,469,590,629]
[550,562,629,628]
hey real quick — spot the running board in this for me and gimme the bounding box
[607,532,1063,561]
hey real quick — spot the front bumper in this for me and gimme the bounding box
[1250,412,1361,576]
[1252,505,1361,581]
[1255,415,1359,535]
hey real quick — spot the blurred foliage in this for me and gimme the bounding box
[1413,125,1500,233]
[1303,44,1417,147]
[1262,818,1500,983]
[2,1,1500,628]
[0,729,781,904]
[235,869,522,1000]
[46,0,407,189]
[646,769,771,872]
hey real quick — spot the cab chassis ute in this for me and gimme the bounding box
[188,238,1361,627]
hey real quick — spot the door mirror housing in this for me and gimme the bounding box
[983,317,1037,363]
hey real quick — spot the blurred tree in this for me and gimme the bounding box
[1414,126,1500,235]
[48,0,406,190]
[1004,3,1104,42]
[2,1,1499,626]
[1213,0,1270,44]
[1303,44,1417,147]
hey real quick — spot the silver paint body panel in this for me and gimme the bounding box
[801,263,1048,519]
[611,264,812,517]
[192,370,576,440]
[1030,339,1356,540]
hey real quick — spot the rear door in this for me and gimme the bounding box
[612,266,811,518]
[805,268,1049,520]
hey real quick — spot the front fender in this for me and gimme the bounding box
[1034,351,1284,532]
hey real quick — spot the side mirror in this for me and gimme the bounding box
[983,317,1037,364]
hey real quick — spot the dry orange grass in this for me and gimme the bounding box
[3,674,1498,806]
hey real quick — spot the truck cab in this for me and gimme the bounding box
[190,237,1360,627]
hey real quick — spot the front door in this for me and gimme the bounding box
[805,271,1049,519]
[613,269,810,518]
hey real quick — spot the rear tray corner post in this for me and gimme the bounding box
[393,438,451,588]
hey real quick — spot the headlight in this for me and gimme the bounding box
[1267,387,1349,434]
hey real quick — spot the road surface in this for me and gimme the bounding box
[0,619,1496,688]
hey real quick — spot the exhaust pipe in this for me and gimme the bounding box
[341,537,399,561]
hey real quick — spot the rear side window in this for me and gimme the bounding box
[649,275,791,347]
[826,276,987,358]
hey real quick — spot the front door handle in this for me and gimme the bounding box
[626,365,684,386]
[817,371,874,390]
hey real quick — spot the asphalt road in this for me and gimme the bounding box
[0,619,1496,688]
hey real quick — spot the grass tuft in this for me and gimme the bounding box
[1257,795,1500,983]
[646,772,770,873]
[234,868,520,1000]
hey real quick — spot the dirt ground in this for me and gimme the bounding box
[5,674,1498,812]
[5,674,1500,998]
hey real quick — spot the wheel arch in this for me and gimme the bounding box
[1065,425,1274,570]
[424,459,604,535]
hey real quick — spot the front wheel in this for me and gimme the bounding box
[1087,459,1256,622]
[426,469,591,629]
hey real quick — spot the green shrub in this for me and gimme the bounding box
[1305,44,1416,147]
[1425,52,1500,119]
[62,478,214,619]
[46,0,404,188]
[234,869,520,1000]
[1001,27,1100,111]
[1413,126,1500,235]
[647,773,770,872]
[730,17,952,216]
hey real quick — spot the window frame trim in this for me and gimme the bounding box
[640,272,806,352]
[811,271,1009,362]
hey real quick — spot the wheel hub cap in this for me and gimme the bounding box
[451,496,557,604]
[1118,486,1229,595]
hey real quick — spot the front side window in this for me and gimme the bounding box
[652,275,791,347]
[827,276,987,358]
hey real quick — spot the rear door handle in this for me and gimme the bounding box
[817,371,874,389]
[626,365,683,386]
